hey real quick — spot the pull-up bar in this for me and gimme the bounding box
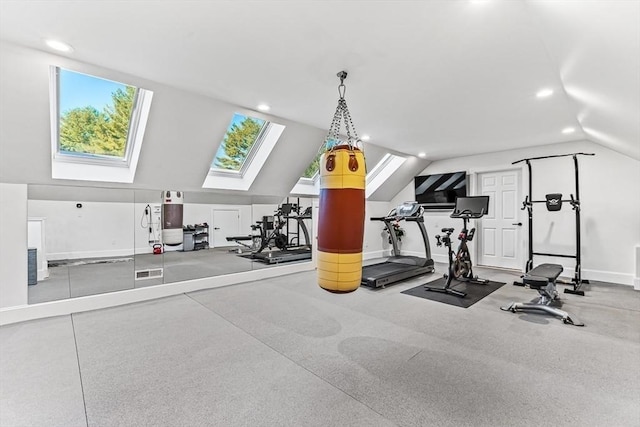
[514,152,595,296]
[512,152,595,165]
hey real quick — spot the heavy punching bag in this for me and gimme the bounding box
[161,190,183,246]
[317,146,366,293]
[317,71,366,293]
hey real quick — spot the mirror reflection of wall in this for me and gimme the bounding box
[27,185,135,304]
[27,185,315,305]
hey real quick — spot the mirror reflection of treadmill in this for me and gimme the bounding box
[361,201,435,288]
[251,206,313,264]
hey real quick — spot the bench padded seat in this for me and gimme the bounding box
[523,263,563,289]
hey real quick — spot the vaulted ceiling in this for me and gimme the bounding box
[0,0,638,163]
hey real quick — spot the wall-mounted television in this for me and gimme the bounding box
[414,171,467,209]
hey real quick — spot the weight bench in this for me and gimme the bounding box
[501,263,584,326]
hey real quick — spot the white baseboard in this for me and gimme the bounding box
[431,253,447,264]
[0,261,315,326]
[48,249,135,261]
[36,268,49,281]
[582,268,635,287]
[634,277,640,291]
[363,250,385,260]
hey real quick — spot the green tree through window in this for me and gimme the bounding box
[302,152,321,178]
[213,114,266,171]
[58,71,136,158]
[301,139,340,179]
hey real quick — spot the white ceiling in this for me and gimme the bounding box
[1,0,638,160]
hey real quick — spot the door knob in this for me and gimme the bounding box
[214,227,220,230]
[512,222,522,226]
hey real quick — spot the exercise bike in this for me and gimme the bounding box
[424,196,490,298]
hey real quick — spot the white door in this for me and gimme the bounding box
[477,169,522,270]
[212,209,240,248]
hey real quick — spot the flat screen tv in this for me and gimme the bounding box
[414,171,467,209]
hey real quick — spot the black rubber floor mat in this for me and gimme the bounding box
[402,277,506,308]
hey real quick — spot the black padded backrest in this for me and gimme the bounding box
[545,193,563,211]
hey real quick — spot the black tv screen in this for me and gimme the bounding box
[414,171,467,208]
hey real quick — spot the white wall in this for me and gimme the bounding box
[363,201,393,259]
[391,140,640,285]
[27,199,262,259]
[0,183,28,308]
[28,199,135,260]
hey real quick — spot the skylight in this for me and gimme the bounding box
[365,153,407,198]
[291,147,404,198]
[210,113,267,174]
[49,67,153,183]
[301,151,322,180]
[203,113,285,191]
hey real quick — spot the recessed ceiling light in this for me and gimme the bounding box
[536,88,554,98]
[418,152,426,158]
[562,127,575,134]
[361,135,371,141]
[45,39,73,53]
[257,104,270,112]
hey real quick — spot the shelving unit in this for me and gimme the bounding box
[182,223,209,251]
[193,223,209,250]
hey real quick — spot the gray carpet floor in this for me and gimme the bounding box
[3,265,640,426]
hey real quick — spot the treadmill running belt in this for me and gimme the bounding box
[362,263,416,278]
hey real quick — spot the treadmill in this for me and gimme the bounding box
[361,201,435,288]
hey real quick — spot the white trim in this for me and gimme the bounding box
[362,250,385,261]
[27,217,49,280]
[366,154,406,199]
[581,268,635,287]
[50,79,154,183]
[290,178,320,196]
[431,253,448,265]
[1,261,315,326]
[47,249,134,261]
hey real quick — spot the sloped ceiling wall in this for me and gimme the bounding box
[525,1,640,160]
[1,1,637,163]
[0,42,424,203]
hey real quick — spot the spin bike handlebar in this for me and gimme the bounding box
[435,228,455,247]
[450,208,486,219]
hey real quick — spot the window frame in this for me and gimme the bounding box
[202,114,285,191]
[209,114,270,177]
[49,66,153,183]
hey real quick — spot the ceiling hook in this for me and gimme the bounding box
[337,70,347,99]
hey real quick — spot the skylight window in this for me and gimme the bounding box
[365,153,407,198]
[203,113,285,191]
[49,67,153,183]
[211,114,267,174]
[301,151,322,180]
[299,139,341,182]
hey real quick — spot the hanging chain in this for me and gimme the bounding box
[321,71,362,154]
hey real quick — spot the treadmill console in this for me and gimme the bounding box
[394,201,421,218]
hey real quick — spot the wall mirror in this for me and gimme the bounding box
[27,185,313,305]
